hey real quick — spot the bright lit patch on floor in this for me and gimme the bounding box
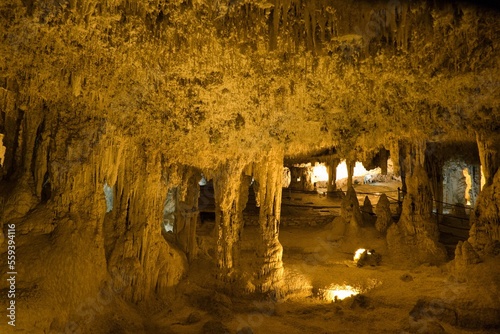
[321,284,361,301]
[354,248,371,262]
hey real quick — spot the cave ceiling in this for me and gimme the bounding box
[0,0,499,171]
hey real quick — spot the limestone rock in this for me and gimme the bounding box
[454,241,481,272]
[186,311,202,324]
[237,326,254,334]
[388,166,447,266]
[341,186,363,235]
[200,320,230,334]
[361,196,376,226]
[468,169,500,255]
[375,193,392,234]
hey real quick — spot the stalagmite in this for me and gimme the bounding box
[104,144,188,303]
[0,0,499,332]
[375,193,392,234]
[387,142,447,265]
[340,186,363,235]
[362,196,375,225]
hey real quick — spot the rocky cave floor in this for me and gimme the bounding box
[2,182,499,334]
[143,182,500,334]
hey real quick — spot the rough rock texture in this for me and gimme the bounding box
[163,166,202,255]
[387,166,446,264]
[467,169,500,256]
[213,161,252,282]
[454,240,481,272]
[0,1,499,332]
[362,196,375,225]
[341,186,364,235]
[253,149,285,294]
[326,158,340,193]
[375,193,392,234]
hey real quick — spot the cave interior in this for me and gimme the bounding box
[0,0,500,333]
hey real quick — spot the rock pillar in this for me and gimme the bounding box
[476,132,500,187]
[346,159,355,188]
[175,167,201,262]
[253,148,285,294]
[326,157,339,193]
[213,161,251,282]
[387,141,447,265]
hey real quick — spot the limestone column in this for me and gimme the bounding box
[387,140,447,265]
[175,167,201,262]
[253,148,285,294]
[213,161,250,282]
[379,148,388,175]
[346,159,355,188]
[476,132,500,187]
[326,157,339,193]
[467,133,500,255]
[425,146,444,221]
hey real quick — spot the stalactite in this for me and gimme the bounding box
[253,148,285,294]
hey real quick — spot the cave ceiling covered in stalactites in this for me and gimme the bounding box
[0,0,499,171]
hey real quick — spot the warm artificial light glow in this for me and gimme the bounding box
[480,165,486,190]
[312,164,329,182]
[354,248,368,262]
[324,284,361,301]
[463,168,472,206]
[336,160,370,180]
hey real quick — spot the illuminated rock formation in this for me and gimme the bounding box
[375,193,392,234]
[387,142,447,265]
[253,149,285,294]
[0,0,499,332]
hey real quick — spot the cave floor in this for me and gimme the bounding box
[154,182,498,334]
[163,222,499,334]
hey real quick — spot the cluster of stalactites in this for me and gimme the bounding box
[208,148,285,293]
